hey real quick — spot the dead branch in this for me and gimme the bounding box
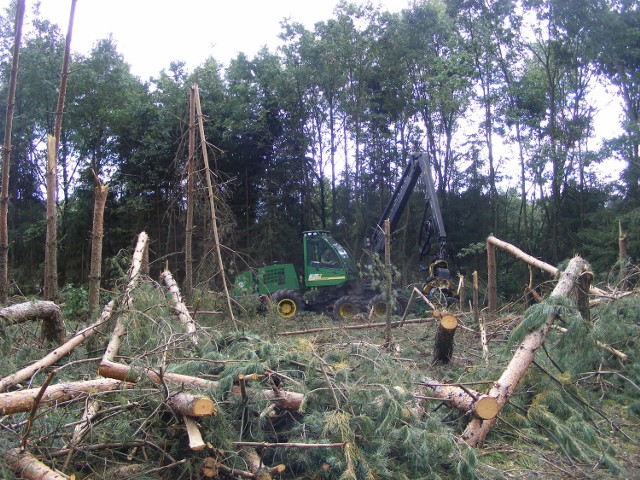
[160,267,199,345]
[233,441,346,448]
[0,378,132,416]
[462,256,589,447]
[5,448,69,479]
[0,299,116,393]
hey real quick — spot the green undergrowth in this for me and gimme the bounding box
[0,280,638,479]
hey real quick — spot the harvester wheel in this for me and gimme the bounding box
[333,295,363,320]
[271,289,304,319]
[368,293,410,318]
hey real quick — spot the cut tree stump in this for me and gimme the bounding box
[433,313,458,364]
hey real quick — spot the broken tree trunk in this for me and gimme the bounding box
[421,377,499,420]
[461,256,589,447]
[432,313,457,364]
[183,415,206,451]
[0,378,131,416]
[193,84,236,326]
[0,300,116,393]
[5,448,69,480]
[161,267,199,345]
[487,236,604,302]
[88,175,108,318]
[240,447,273,480]
[0,300,66,345]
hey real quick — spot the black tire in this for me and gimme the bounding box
[333,295,363,320]
[271,289,304,319]
[368,293,409,318]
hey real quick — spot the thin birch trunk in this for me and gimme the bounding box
[185,85,196,303]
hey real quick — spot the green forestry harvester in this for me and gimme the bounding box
[233,152,458,319]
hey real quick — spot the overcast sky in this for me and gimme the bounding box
[5,0,411,80]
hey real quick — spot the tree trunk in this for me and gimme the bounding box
[88,177,108,317]
[161,268,198,345]
[487,239,497,313]
[43,135,59,301]
[461,256,589,447]
[0,300,66,345]
[5,448,70,479]
[183,415,206,450]
[185,85,196,303]
[193,84,236,326]
[166,392,216,417]
[0,378,130,416]
[0,0,25,305]
[432,314,457,364]
[420,377,499,420]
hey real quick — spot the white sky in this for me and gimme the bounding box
[8,0,411,80]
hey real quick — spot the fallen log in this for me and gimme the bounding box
[0,378,132,416]
[161,267,199,345]
[5,448,69,479]
[0,300,117,393]
[461,256,589,447]
[420,377,499,420]
[166,392,216,417]
[99,360,304,412]
[0,300,66,344]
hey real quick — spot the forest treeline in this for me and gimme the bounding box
[0,0,638,300]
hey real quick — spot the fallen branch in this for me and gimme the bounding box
[552,325,629,363]
[233,441,346,448]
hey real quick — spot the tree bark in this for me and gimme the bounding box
[161,268,198,345]
[0,378,130,416]
[5,448,70,479]
[462,256,589,447]
[0,300,66,344]
[0,0,25,305]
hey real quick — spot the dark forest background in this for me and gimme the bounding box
[1,0,638,301]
